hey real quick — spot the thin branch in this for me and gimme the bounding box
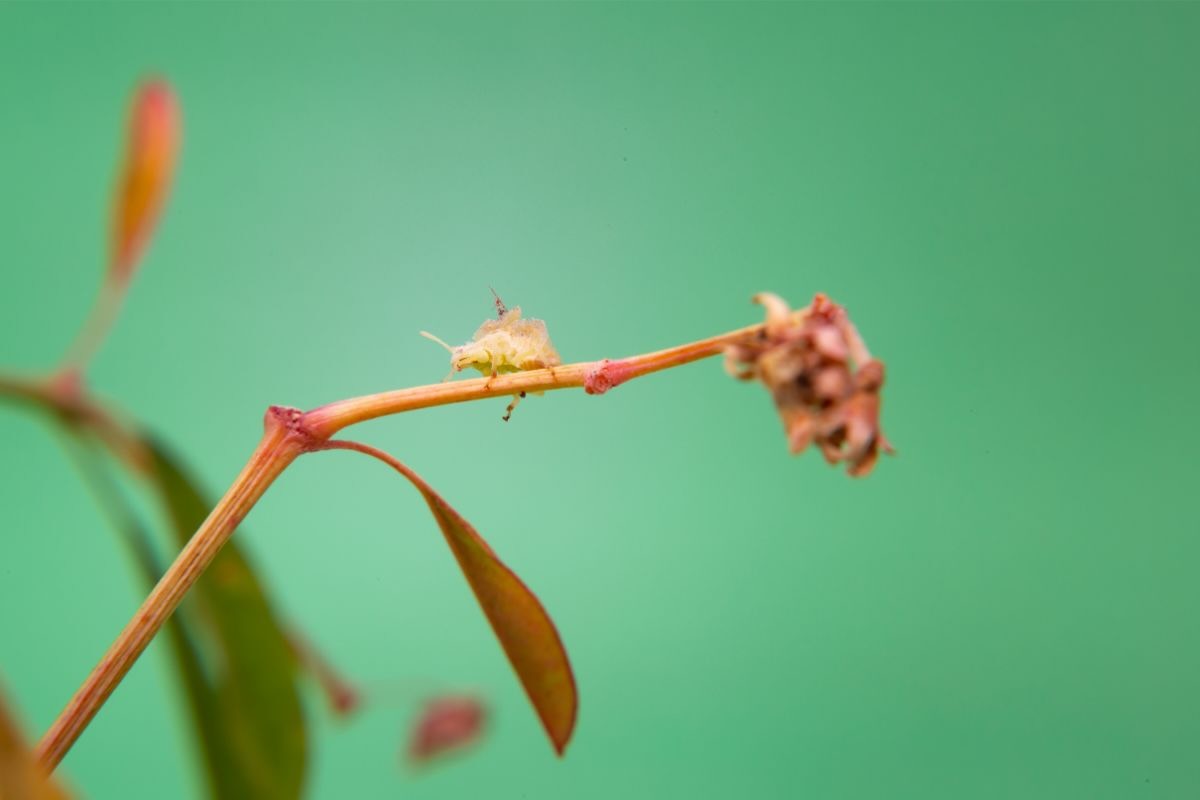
[58,281,127,375]
[0,372,150,474]
[303,314,789,438]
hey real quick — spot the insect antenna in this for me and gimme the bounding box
[419,331,460,381]
[419,330,455,353]
[489,287,507,318]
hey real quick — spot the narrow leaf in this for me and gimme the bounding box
[110,79,179,283]
[0,683,71,800]
[400,463,577,754]
[54,80,180,373]
[144,438,308,799]
[57,432,230,797]
[328,441,577,755]
[58,432,263,800]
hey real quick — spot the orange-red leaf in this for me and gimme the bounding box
[0,684,71,800]
[326,441,578,755]
[403,465,577,755]
[110,79,179,282]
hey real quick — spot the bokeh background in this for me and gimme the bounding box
[2,3,1197,798]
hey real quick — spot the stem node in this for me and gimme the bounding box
[583,359,633,395]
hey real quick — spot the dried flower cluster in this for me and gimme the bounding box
[725,292,892,477]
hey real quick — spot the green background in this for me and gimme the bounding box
[1,3,1197,798]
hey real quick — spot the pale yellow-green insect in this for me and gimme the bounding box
[420,294,561,420]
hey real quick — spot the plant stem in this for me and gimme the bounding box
[35,410,304,769]
[0,373,54,406]
[35,308,799,768]
[303,316,776,438]
[59,279,126,374]
[0,371,150,474]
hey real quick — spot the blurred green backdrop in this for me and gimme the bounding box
[1,3,1197,798]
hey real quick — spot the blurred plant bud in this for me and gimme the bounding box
[406,695,487,767]
[110,78,179,283]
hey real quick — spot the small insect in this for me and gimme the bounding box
[421,291,561,421]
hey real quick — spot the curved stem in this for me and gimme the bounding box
[0,373,54,406]
[59,280,127,375]
[0,371,150,474]
[316,439,420,485]
[304,315,779,438]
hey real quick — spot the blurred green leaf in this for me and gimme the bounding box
[59,434,227,798]
[144,438,307,799]
[63,432,307,799]
[1,386,308,797]
[0,682,71,800]
[57,431,308,798]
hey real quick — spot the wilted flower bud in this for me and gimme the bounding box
[725,292,892,476]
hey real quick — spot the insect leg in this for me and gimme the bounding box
[502,391,527,422]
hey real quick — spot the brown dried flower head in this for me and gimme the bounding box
[725,292,893,477]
